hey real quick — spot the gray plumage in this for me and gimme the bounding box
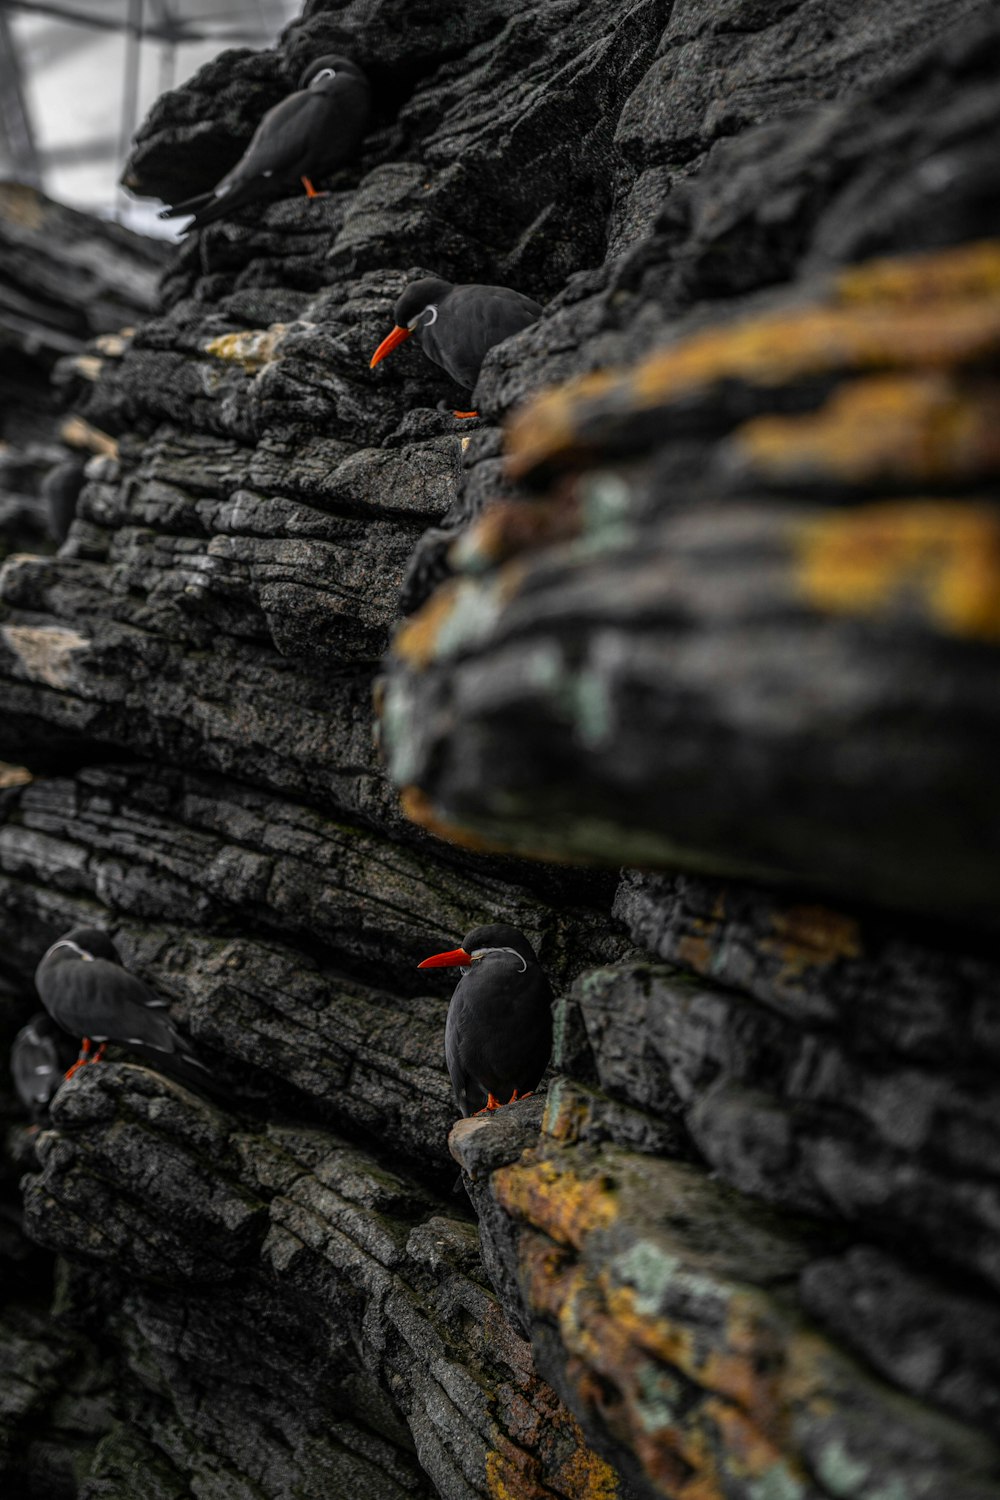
[160,55,371,232]
[393,279,543,392]
[34,926,207,1074]
[442,923,553,1116]
[11,1014,76,1117]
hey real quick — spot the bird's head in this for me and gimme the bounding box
[299,55,366,91]
[417,922,539,970]
[59,926,121,964]
[369,278,454,369]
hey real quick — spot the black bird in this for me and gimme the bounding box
[159,55,371,233]
[370,278,543,416]
[34,927,208,1083]
[41,455,87,543]
[419,923,553,1116]
[10,1014,77,1119]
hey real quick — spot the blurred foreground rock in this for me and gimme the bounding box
[1,0,999,1497]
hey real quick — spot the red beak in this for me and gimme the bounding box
[370,324,413,369]
[417,947,472,969]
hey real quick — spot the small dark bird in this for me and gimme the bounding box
[159,55,371,233]
[370,278,543,416]
[419,923,553,1116]
[10,1014,78,1119]
[34,927,208,1082]
[41,455,87,543]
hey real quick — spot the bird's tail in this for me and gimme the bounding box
[158,189,215,220]
[161,183,264,235]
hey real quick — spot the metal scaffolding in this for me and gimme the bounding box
[0,0,299,232]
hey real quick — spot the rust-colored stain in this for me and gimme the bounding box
[792,500,1000,641]
[493,1158,617,1249]
[730,373,1000,485]
[393,582,463,668]
[398,785,516,854]
[398,786,585,865]
[506,239,1000,481]
[758,904,862,984]
[512,1244,809,1500]
[542,1083,594,1146]
[0,181,46,230]
[486,1433,619,1499]
[837,238,1000,305]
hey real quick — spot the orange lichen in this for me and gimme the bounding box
[837,239,1000,305]
[492,1158,617,1248]
[506,239,1000,481]
[485,1432,620,1499]
[792,500,1000,640]
[758,904,862,982]
[542,1081,596,1146]
[398,785,504,853]
[393,581,466,668]
[730,373,1000,485]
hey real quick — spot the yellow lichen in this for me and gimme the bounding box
[836,239,1000,305]
[792,500,1000,640]
[506,239,1000,481]
[492,1158,617,1248]
[729,373,1000,484]
[204,325,289,372]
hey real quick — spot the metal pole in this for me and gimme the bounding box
[0,8,43,187]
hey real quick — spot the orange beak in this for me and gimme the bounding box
[370,324,413,369]
[417,947,472,969]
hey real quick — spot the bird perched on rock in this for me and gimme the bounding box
[370,278,543,416]
[34,927,208,1083]
[41,455,87,543]
[10,1014,78,1119]
[419,923,553,1116]
[159,55,371,233]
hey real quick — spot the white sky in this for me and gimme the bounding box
[4,0,299,238]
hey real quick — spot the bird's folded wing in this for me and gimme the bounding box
[217,89,328,190]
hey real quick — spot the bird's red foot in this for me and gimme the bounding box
[507,1089,533,1104]
[301,175,328,199]
[474,1092,502,1115]
[65,1037,91,1080]
[65,1038,106,1080]
[453,410,479,419]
